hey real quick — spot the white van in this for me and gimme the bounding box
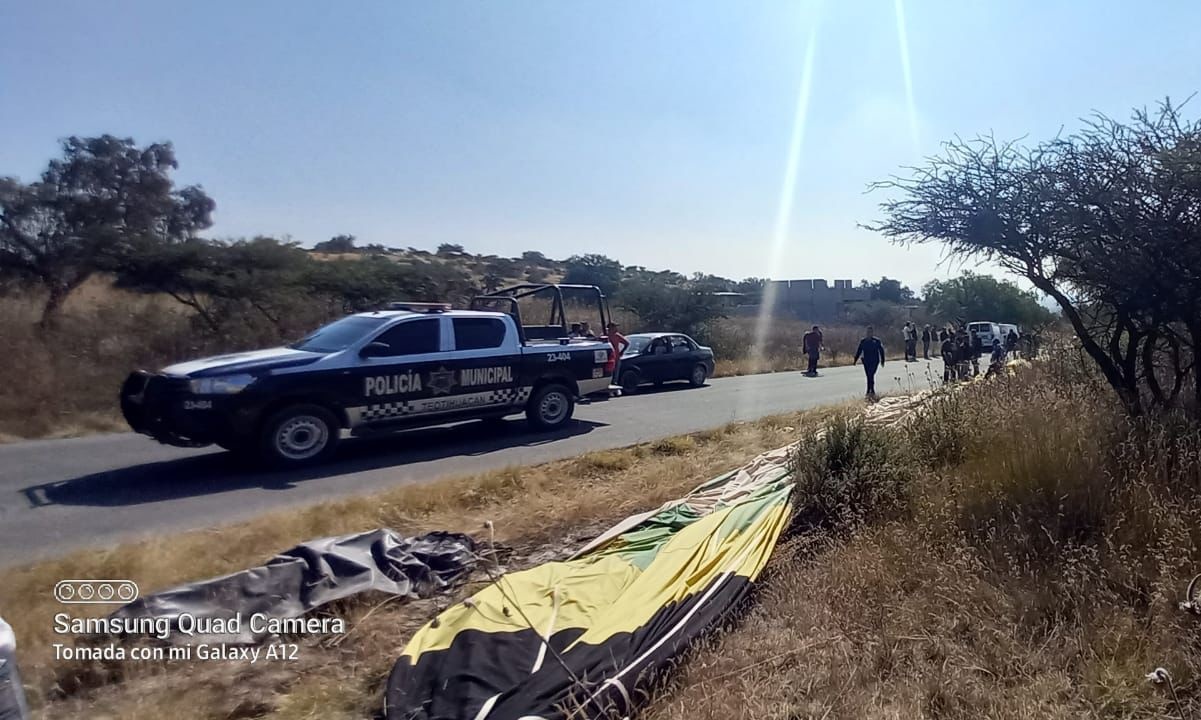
[998,323,1020,345]
[968,321,1001,346]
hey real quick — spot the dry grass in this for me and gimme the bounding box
[708,318,905,377]
[644,366,1201,720]
[2,408,826,719]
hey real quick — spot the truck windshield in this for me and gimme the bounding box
[290,316,388,353]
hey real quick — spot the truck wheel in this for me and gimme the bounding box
[620,370,641,394]
[259,404,339,467]
[526,384,574,430]
[689,363,708,387]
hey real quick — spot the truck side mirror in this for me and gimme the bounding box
[360,341,390,358]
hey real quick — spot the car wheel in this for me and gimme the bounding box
[259,404,339,467]
[620,370,641,394]
[689,363,708,388]
[526,384,574,430]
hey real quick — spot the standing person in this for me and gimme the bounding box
[802,325,823,376]
[0,616,29,720]
[971,333,984,377]
[605,322,629,387]
[955,330,972,382]
[853,325,886,398]
[921,325,932,359]
[938,326,949,344]
[940,332,956,383]
[902,322,914,361]
[1006,328,1020,360]
[986,338,1007,378]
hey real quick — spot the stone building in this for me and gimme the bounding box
[735,279,870,321]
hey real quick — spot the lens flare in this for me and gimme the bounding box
[894,0,919,151]
[743,20,820,414]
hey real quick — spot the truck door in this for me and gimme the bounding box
[353,317,449,425]
[450,316,523,409]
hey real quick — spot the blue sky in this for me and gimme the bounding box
[3,1,1201,292]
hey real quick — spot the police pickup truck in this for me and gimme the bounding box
[120,290,615,467]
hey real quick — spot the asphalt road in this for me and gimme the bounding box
[0,360,938,566]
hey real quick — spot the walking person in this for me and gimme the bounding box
[802,325,823,376]
[853,325,886,398]
[921,324,931,359]
[1006,328,1020,360]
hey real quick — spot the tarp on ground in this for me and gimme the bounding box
[110,529,476,644]
[384,445,796,720]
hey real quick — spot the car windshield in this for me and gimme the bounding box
[290,315,388,353]
[625,336,652,355]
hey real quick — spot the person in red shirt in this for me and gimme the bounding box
[606,322,629,385]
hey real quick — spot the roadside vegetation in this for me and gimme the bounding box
[647,363,1201,719]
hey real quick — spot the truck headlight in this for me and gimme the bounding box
[189,374,256,395]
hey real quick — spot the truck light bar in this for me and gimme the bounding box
[387,302,451,313]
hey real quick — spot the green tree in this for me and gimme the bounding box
[689,273,734,293]
[618,278,725,339]
[734,277,766,300]
[860,276,915,304]
[313,234,356,253]
[436,243,466,257]
[520,250,548,264]
[563,254,623,295]
[0,135,214,327]
[870,100,1201,416]
[922,273,1054,329]
[118,236,310,333]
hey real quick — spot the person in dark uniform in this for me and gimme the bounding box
[1006,328,1020,359]
[802,325,823,376]
[921,325,932,359]
[941,333,955,383]
[955,331,973,381]
[971,333,984,377]
[852,325,886,398]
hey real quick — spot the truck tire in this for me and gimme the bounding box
[526,383,574,431]
[689,363,708,388]
[259,403,339,468]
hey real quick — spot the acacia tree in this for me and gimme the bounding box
[0,135,214,327]
[869,100,1200,416]
[922,272,1055,330]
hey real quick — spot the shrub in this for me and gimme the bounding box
[790,415,913,531]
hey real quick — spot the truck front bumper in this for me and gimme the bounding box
[119,371,258,447]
